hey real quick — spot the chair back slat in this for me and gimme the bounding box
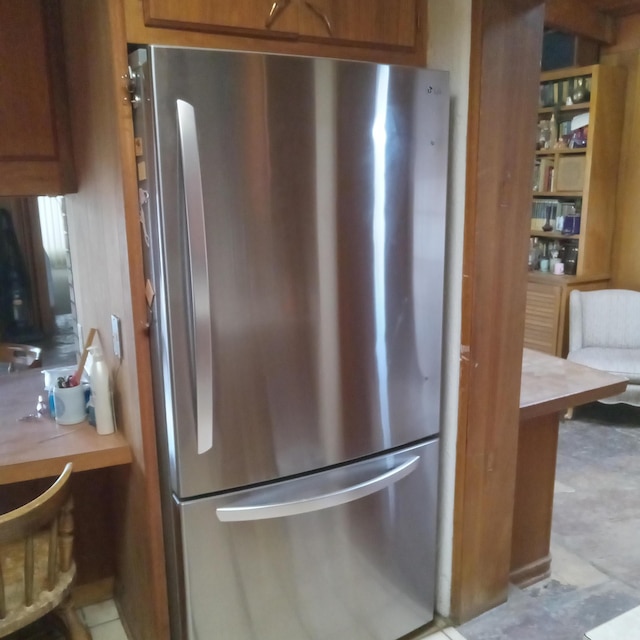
[47,517,59,590]
[24,536,34,607]
[58,499,73,574]
[0,561,5,619]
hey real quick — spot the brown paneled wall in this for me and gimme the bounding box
[59,0,169,638]
[602,15,640,291]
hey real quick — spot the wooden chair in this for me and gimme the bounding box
[0,463,91,639]
[0,343,42,373]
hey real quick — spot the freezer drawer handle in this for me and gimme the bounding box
[216,455,420,522]
[177,99,214,454]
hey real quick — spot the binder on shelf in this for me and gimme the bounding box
[530,198,559,231]
[538,76,591,108]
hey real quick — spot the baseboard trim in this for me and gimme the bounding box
[510,555,551,588]
[73,577,114,608]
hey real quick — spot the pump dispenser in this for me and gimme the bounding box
[88,345,115,435]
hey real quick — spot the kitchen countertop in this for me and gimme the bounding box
[520,347,628,420]
[0,368,132,485]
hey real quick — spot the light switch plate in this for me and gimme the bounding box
[111,315,122,361]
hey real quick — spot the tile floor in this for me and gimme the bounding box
[80,600,128,640]
[418,628,467,640]
[5,600,127,640]
[457,401,640,640]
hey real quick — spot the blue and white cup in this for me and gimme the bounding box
[42,367,75,417]
[53,384,87,425]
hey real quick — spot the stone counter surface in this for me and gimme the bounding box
[520,348,628,419]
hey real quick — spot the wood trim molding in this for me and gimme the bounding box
[73,577,115,608]
[450,0,545,624]
[107,1,172,638]
[545,0,616,44]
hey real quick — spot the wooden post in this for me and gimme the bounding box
[451,0,545,623]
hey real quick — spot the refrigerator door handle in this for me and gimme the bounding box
[216,455,420,522]
[176,99,214,454]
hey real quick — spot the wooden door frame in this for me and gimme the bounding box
[450,0,546,623]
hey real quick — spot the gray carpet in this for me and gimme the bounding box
[458,401,640,640]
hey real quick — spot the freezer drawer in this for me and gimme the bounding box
[176,440,439,640]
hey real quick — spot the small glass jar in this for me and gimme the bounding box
[572,77,590,104]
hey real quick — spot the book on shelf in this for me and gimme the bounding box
[539,76,592,108]
[530,199,578,233]
[530,198,559,231]
[533,157,555,192]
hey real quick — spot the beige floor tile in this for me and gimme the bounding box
[81,599,120,627]
[442,627,467,640]
[550,537,609,589]
[411,628,467,640]
[87,619,128,640]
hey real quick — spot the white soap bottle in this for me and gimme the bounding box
[89,345,115,435]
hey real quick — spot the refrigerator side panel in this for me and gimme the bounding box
[177,440,439,640]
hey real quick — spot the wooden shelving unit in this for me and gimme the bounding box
[525,63,626,356]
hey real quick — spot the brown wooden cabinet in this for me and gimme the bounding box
[524,279,563,355]
[296,0,418,48]
[523,273,609,356]
[142,0,299,38]
[0,0,75,196]
[141,0,419,51]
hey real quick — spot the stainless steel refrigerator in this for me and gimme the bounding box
[129,46,449,640]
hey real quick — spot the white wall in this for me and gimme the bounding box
[427,0,472,618]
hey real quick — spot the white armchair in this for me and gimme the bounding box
[567,289,640,406]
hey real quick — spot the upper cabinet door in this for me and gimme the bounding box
[297,0,419,49]
[139,0,421,54]
[0,0,75,196]
[142,0,300,38]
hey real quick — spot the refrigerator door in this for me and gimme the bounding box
[177,440,439,640]
[140,47,449,498]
